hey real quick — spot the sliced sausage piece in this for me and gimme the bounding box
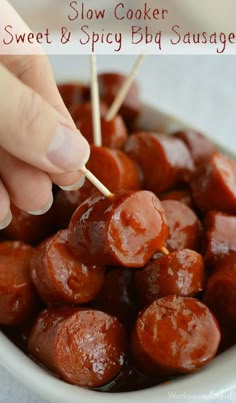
[98,72,140,128]
[57,83,90,109]
[87,145,142,192]
[0,241,37,325]
[125,133,194,194]
[203,253,236,327]
[161,200,202,252]
[159,189,193,208]
[2,204,55,245]
[135,249,204,307]
[203,211,236,267]
[190,152,236,214]
[174,130,215,166]
[31,230,105,306]
[68,191,168,268]
[131,295,221,377]
[76,114,128,149]
[28,307,126,388]
[93,268,138,328]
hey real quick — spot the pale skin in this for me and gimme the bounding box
[0,2,90,229]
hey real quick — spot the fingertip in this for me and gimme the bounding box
[59,174,85,191]
[0,210,12,230]
[46,124,90,172]
[27,193,54,216]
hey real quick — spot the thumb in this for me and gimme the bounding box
[0,63,90,174]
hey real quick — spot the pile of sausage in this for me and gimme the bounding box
[0,72,236,392]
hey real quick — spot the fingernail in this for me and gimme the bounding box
[47,124,90,172]
[59,175,85,191]
[27,194,53,216]
[0,210,12,230]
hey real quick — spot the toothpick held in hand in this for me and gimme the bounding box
[90,55,102,147]
[105,54,145,122]
[161,246,169,255]
[81,166,113,198]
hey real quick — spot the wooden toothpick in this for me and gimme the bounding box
[90,55,102,147]
[105,54,145,122]
[161,246,169,255]
[81,166,113,198]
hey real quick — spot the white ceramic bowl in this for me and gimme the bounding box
[0,62,235,403]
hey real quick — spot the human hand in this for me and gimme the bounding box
[0,3,90,229]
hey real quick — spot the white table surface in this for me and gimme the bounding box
[0,55,236,402]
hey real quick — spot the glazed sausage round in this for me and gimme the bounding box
[31,230,105,306]
[28,307,126,388]
[0,241,37,325]
[87,145,142,192]
[125,132,194,194]
[76,114,128,149]
[190,152,236,214]
[131,295,221,377]
[203,211,236,267]
[68,191,168,267]
[135,249,204,307]
[161,200,202,251]
[204,253,236,327]
[174,130,215,166]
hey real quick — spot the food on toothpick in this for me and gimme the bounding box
[68,190,168,267]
